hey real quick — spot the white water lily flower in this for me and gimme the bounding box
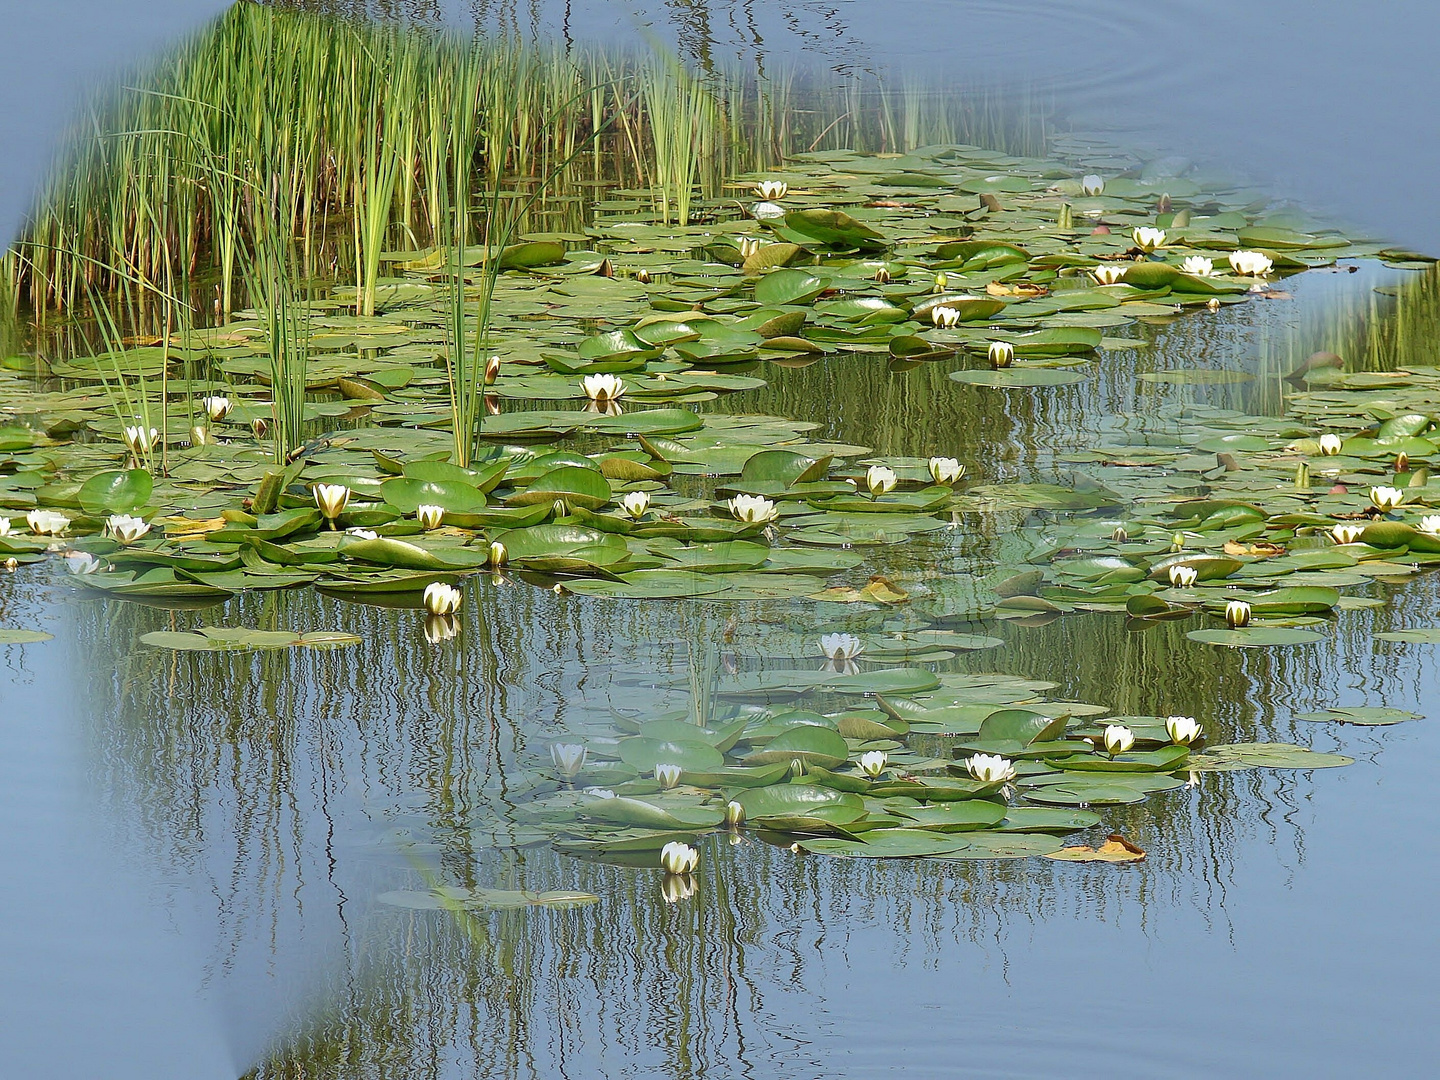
[489,540,508,567]
[1317,433,1343,456]
[736,237,763,258]
[64,551,100,575]
[1225,600,1252,628]
[1228,250,1273,276]
[200,395,231,422]
[660,840,699,875]
[551,743,587,780]
[26,509,69,536]
[929,304,960,329]
[1331,523,1365,545]
[929,457,964,484]
[1102,724,1135,756]
[581,373,626,403]
[724,800,745,827]
[1370,485,1404,512]
[1081,174,1105,197]
[484,355,501,386]
[1420,516,1440,535]
[1132,226,1166,252]
[865,465,897,496]
[819,632,864,661]
[423,581,463,616]
[0,517,9,536]
[1180,255,1215,277]
[655,762,683,790]
[858,750,887,778]
[988,340,1015,368]
[753,180,789,201]
[1165,715,1203,745]
[423,614,458,643]
[1091,264,1126,285]
[728,494,779,524]
[416,504,444,531]
[966,753,1017,783]
[347,528,378,541]
[1168,564,1198,588]
[313,483,351,521]
[106,514,150,546]
[122,425,160,456]
[621,491,651,520]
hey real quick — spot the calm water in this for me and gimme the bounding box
[3,3,1440,1078]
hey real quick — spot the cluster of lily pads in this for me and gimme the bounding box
[3,138,1429,877]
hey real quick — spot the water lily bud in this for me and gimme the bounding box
[1092,264,1125,286]
[1317,433,1343,456]
[660,840,699,875]
[966,753,1016,783]
[987,340,1015,368]
[106,513,150,546]
[416,504,444,531]
[933,271,948,292]
[1081,174,1105,197]
[489,540,507,567]
[422,581,462,616]
[1132,226,1166,252]
[1370,485,1404,512]
[313,483,351,522]
[819,632,863,661]
[929,304,960,329]
[1225,600,1252,628]
[1102,724,1135,756]
[423,613,458,643]
[3,557,16,572]
[621,491,651,520]
[190,425,210,447]
[858,750,887,778]
[1057,202,1073,230]
[654,762,683,790]
[874,266,891,284]
[1206,297,1222,312]
[1165,715,1203,745]
[865,465,897,496]
[1180,255,1215,277]
[736,236,763,259]
[122,424,160,456]
[484,355,501,385]
[251,417,269,439]
[724,800,745,827]
[928,456,964,484]
[551,498,570,519]
[201,395,231,422]
[553,583,565,595]
[790,757,807,778]
[1170,532,1185,552]
[636,267,651,284]
[581,373,626,403]
[1331,523,1365,544]
[551,743,587,780]
[728,494,779,524]
[1228,250,1273,277]
[1396,451,1410,473]
[1168,564,1198,588]
[1295,461,1310,489]
[1111,525,1129,543]
[753,180,788,201]
[1156,193,1172,214]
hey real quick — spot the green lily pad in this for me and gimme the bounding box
[949,368,1088,387]
[1295,706,1421,726]
[799,828,973,858]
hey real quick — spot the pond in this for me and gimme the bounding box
[1,4,1438,1078]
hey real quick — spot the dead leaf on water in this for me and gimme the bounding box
[1044,833,1147,863]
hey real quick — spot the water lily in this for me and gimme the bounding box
[313,483,351,523]
[122,424,160,457]
[551,743,587,780]
[1170,532,1186,552]
[1331,523,1365,544]
[484,541,508,571]
[724,800,745,827]
[1228,250,1273,276]
[64,551,100,574]
[736,236,763,259]
[347,528,378,540]
[1111,525,1129,543]
[581,373,626,402]
[1180,255,1215,277]
[484,354,501,385]
[753,180,788,200]
[1420,516,1440,535]
[621,491,651,520]
[874,266,891,284]
[1165,715,1203,745]
[26,510,69,536]
[929,457,964,484]
[1168,564,1198,588]
[190,425,210,447]
[1102,724,1135,756]
[423,614,458,643]
[201,395,231,422]
[1370,485,1404,512]
[423,581,462,615]
[865,465,897,496]
[1396,451,1410,473]
[858,750,887,778]
[933,271,948,292]
[1091,265,1126,286]
[819,632,864,661]
[2,557,15,572]
[416,504,444,531]
[988,340,1014,368]
[1317,433,1343,456]
[1225,600,1252,628]
[655,762,683,790]
[1081,174,1105,197]
[728,494,779,523]
[636,267,652,284]
[251,418,269,439]
[966,753,1017,783]
[929,305,960,329]
[660,840,699,875]
[1132,226,1166,252]
[0,517,9,536]
[106,514,150,546]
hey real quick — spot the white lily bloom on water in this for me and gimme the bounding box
[1081,174,1105,197]
[858,750,887,778]
[26,510,69,536]
[551,743,587,779]
[313,483,351,521]
[1331,523,1364,545]
[106,514,150,546]
[929,305,960,329]
[201,395,231,422]
[1317,433,1343,456]
[1225,600,1252,628]
[621,491,651,520]
[0,517,10,536]
[1180,256,1215,277]
[1228,250,1273,276]
[1102,724,1135,755]
[1168,564,1198,588]
[1092,265,1126,286]
[423,581,462,616]
[988,340,1015,368]
[724,800,746,827]
[1370,485,1404,512]
[819,632,863,661]
[1132,227,1166,252]
[729,494,779,524]
[122,425,160,456]
[660,841,699,875]
[865,465,897,496]
[1420,516,1440,535]
[753,180,789,201]
[967,753,1016,783]
[655,763,683,790]
[1166,715,1203,745]
[929,457,964,484]
[581,373,626,402]
[416,504,444,531]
